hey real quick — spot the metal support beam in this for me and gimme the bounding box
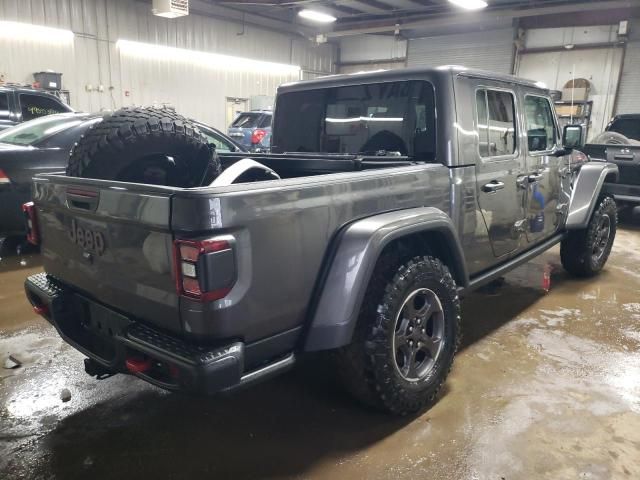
[325,0,636,37]
[187,0,313,38]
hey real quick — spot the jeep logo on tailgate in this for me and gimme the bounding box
[69,219,105,255]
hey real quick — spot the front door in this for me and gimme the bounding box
[522,94,563,243]
[475,87,528,257]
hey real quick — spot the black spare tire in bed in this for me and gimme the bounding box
[66,106,219,187]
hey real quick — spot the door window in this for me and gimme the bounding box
[476,89,516,157]
[20,94,68,121]
[200,127,236,152]
[0,93,9,119]
[524,96,557,152]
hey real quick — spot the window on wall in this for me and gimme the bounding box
[20,94,67,121]
[525,96,557,152]
[476,89,516,157]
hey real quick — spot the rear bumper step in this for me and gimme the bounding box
[25,273,293,394]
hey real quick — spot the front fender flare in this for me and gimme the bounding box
[304,207,468,352]
[566,162,618,230]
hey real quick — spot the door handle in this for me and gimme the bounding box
[516,175,529,189]
[482,181,505,193]
[528,173,543,183]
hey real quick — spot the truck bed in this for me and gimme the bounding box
[32,156,454,349]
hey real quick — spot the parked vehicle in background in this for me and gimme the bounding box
[0,85,73,131]
[0,113,103,252]
[583,114,640,211]
[26,67,617,416]
[227,110,272,152]
[192,120,247,153]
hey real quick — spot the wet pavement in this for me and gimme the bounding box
[1,227,640,480]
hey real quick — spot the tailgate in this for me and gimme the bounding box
[604,146,640,185]
[33,175,181,333]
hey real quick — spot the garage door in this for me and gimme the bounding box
[517,47,624,138]
[616,35,640,114]
[407,29,515,74]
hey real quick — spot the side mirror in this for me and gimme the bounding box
[563,124,584,150]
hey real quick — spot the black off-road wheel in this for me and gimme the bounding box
[67,107,219,187]
[561,196,617,277]
[337,255,461,416]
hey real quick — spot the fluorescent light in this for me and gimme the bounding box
[447,0,488,10]
[298,9,337,23]
[0,21,74,43]
[116,39,300,75]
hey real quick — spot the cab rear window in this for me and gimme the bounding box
[608,118,640,142]
[272,80,436,162]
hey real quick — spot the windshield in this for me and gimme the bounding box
[272,80,436,160]
[608,118,640,142]
[231,113,262,129]
[0,115,86,146]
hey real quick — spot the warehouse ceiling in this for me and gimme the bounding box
[205,0,638,37]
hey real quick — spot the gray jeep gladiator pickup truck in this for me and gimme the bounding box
[24,67,618,415]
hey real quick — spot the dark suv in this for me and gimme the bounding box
[0,85,73,131]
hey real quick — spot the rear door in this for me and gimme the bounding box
[34,177,182,333]
[474,84,528,257]
[522,94,563,243]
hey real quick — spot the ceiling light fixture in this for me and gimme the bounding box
[447,0,488,10]
[298,9,337,23]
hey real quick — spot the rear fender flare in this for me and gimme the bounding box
[304,207,468,352]
[566,162,618,230]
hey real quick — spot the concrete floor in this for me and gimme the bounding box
[1,227,640,480]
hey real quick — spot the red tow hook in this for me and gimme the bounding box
[125,356,153,374]
[33,304,49,316]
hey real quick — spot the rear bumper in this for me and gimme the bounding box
[25,273,293,394]
[604,182,640,204]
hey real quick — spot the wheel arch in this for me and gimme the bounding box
[303,207,468,352]
[566,162,619,230]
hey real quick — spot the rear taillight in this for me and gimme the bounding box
[251,129,267,144]
[22,201,40,245]
[173,237,236,302]
[0,168,10,184]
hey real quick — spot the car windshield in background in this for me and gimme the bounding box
[609,118,640,142]
[231,113,262,128]
[272,80,436,161]
[0,114,85,146]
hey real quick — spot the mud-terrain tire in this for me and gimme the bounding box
[66,107,218,187]
[561,196,617,277]
[337,255,461,416]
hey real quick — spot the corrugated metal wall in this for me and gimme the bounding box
[0,0,336,129]
[407,29,515,74]
[616,21,640,115]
